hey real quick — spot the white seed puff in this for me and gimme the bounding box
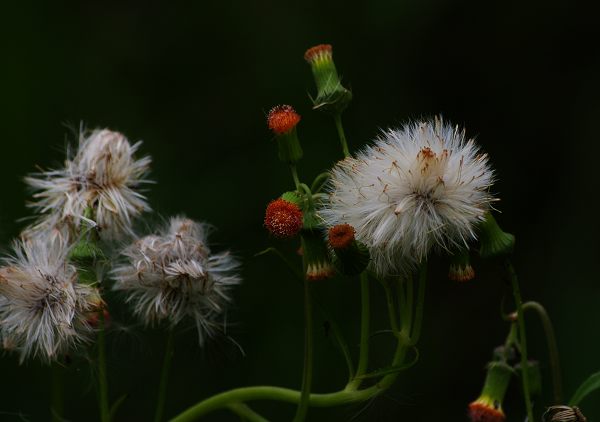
[25,128,152,240]
[321,118,495,276]
[0,235,102,362]
[112,217,241,343]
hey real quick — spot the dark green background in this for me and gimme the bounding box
[1,1,599,421]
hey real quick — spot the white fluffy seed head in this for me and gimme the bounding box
[112,217,241,344]
[320,117,495,276]
[0,235,101,363]
[25,128,152,241]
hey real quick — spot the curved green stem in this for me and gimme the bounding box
[346,271,370,390]
[227,403,269,422]
[98,312,110,422]
[382,281,399,334]
[310,172,330,194]
[523,301,562,404]
[155,331,176,422]
[506,260,534,422]
[333,114,350,158]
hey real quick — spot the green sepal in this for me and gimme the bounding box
[301,229,335,281]
[331,240,370,276]
[281,191,302,206]
[309,56,352,114]
[276,127,303,164]
[480,361,514,405]
[478,212,515,258]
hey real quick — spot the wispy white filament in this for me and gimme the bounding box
[112,217,241,343]
[0,235,101,362]
[25,128,152,240]
[320,118,495,275]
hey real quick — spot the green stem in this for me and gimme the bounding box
[290,165,301,191]
[382,281,400,334]
[333,114,350,158]
[98,312,110,422]
[523,301,562,404]
[155,331,176,422]
[51,362,64,422]
[227,402,269,422]
[293,278,313,421]
[506,260,534,422]
[346,271,370,390]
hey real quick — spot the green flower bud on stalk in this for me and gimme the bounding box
[468,362,514,422]
[448,248,475,282]
[267,105,303,164]
[328,224,370,276]
[301,228,336,281]
[304,44,352,113]
[478,212,515,258]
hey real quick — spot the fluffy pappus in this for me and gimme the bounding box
[0,235,102,362]
[320,117,495,276]
[112,217,241,343]
[25,128,152,240]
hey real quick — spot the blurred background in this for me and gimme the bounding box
[1,0,599,420]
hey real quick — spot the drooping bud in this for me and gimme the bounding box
[543,406,587,422]
[448,248,475,282]
[301,229,336,281]
[304,44,352,113]
[267,105,303,164]
[478,213,515,258]
[264,198,304,239]
[468,362,514,422]
[328,224,370,276]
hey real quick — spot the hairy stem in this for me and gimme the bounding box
[506,260,534,421]
[155,331,176,422]
[523,301,562,404]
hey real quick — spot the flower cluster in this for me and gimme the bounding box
[112,217,241,343]
[25,128,152,240]
[321,117,495,275]
[0,235,102,362]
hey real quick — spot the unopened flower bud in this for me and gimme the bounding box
[304,44,352,113]
[468,362,514,422]
[448,248,475,282]
[478,213,515,258]
[328,224,370,276]
[543,406,587,422]
[264,198,303,239]
[301,230,335,281]
[267,105,303,164]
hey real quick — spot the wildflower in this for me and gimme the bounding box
[0,235,101,362]
[264,198,304,239]
[321,118,495,276]
[267,105,303,164]
[25,128,152,240]
[328,224,370,276]
[304,44,352,113]
[112,217,241,343]
[448,248,475,282]
[468,362,513,422]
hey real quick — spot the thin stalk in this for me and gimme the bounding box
[333,114,350,158]
[98,312,110,422]
[293,278,313,422]
[51,363,64,422]
[346,271,370,390]
[290,165,301,190]
[382,282,400,334]
[227,403,269,422]
[155,331,176,422]
[506,260,534,422]
[523,301,562,404]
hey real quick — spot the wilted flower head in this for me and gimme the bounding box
[0,235,101,362]
[321,117,495,275]
[25,128,152,240]
[112,217,241,343]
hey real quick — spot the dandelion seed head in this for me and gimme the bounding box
[112,217,241,344]
[0,236,101,362]
[320,117,495,276]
